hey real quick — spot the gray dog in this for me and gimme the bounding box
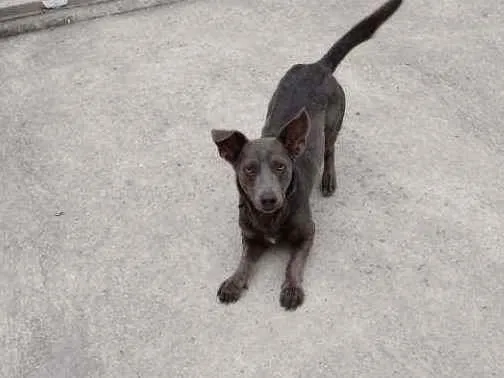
[211,0,403,310]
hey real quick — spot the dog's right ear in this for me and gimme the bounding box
[211,129,248,165]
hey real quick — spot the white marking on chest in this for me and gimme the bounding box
[265,236,278,244]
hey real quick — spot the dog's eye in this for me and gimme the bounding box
[274,163,286,172]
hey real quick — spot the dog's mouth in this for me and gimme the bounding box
[257,203,281,214]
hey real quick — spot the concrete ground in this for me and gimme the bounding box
[0,0,29,6]
[1,0,503,377]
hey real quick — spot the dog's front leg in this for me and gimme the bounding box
[217,236,265,304]
[281,221,315,310]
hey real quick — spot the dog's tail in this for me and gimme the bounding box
[318,0,402,72]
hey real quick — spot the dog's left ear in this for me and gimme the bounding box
[278,108,311,158]
[211,129,248,165]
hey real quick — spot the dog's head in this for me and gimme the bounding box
[211,108,311,214]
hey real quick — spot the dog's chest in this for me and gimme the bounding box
[264,235,279,245]
[242,226,281,245]
[240,209,286,245]
[253,220,283,244]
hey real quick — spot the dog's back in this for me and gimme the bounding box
[262,63,330,192]
[262,0,403,192]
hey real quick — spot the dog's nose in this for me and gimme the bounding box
[259,192,278,210]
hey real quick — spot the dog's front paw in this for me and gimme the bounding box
[217,276,246,304]
[280,283,305,310]
[321,168,336,197]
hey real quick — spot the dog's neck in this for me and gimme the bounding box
[285,169,298,199]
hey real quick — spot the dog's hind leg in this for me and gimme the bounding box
[321,81,345,197]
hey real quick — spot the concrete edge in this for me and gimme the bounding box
[0,0,185,39]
